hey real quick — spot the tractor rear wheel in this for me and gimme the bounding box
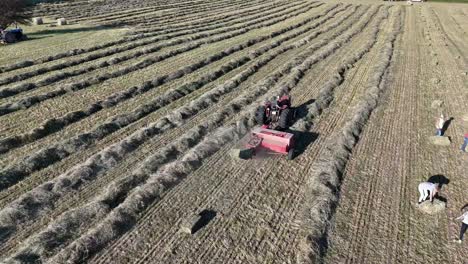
[287,148,295,160]
[278,108,292,129]
[4,32,16,43]
[255,106,267,125]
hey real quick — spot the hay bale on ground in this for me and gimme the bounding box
[431,100,443,109]
[429,136,451,146]
[229,148,254,160]
[57,18,67,26]
[180,214,201,234]
[32,17,43,25]
[416,199,446,215]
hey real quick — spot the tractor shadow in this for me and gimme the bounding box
[288,98,319,158]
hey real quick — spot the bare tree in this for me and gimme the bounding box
[0,0,30,29]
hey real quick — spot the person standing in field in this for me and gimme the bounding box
[454,208,468,243]
[418,182,440,204]
[461,133,468,152]
[435,114,445,136]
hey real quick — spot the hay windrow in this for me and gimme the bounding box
[299,7,403,263]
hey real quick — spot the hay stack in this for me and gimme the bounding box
[416,199,446,215]
[57,18,67,26]
[32,17,43,25]
[429,136,451,146]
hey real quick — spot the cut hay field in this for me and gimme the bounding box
[0,0,467,263]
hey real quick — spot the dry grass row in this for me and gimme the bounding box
[299,7,402,263]
[97,0,269,27]
[130,0,299,35]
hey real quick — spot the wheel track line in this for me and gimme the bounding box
[419,7,468,263]
[0,1,319,103]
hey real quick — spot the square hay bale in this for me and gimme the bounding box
[32,17,43,25]
[180,214,201,234]
[57,18,67,26]
[431,100,443,109]
[429,136,451,146]
[416,199,446,215]
[229,148,254,160]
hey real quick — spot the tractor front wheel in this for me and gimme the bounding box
[4,32,16,43]
[287,148,295,160]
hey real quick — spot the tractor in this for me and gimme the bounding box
[0,26,27,44]
[230,94,297,160]
[255,94,294,130]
